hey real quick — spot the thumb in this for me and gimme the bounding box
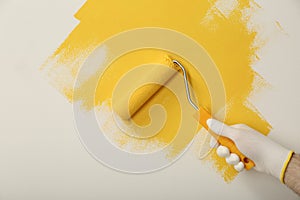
[206,119,236,139]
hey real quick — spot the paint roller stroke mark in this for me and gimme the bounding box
[41,0,271,182]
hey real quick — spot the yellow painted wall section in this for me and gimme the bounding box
[41,0,272,182]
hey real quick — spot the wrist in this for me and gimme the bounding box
[279,151,294,183]
[283,153,300,196]
[261,141,293,181]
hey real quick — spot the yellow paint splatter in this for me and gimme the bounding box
[275,21,288,35]
[42,0,272,182]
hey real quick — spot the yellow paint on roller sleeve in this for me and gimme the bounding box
[96,50,202,148]
[113,56,179,120]
[41,0,272,182]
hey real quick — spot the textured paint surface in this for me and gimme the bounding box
[41,0,272,181]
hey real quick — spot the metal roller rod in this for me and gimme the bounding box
[172,60,199,111]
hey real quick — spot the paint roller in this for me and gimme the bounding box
[113,57,179,120]
[113,57,255,170]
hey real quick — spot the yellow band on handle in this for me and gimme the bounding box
[196,107,255,170]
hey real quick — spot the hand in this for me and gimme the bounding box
[206,119,293,182]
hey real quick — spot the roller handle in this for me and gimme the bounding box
[196,107,255,170]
